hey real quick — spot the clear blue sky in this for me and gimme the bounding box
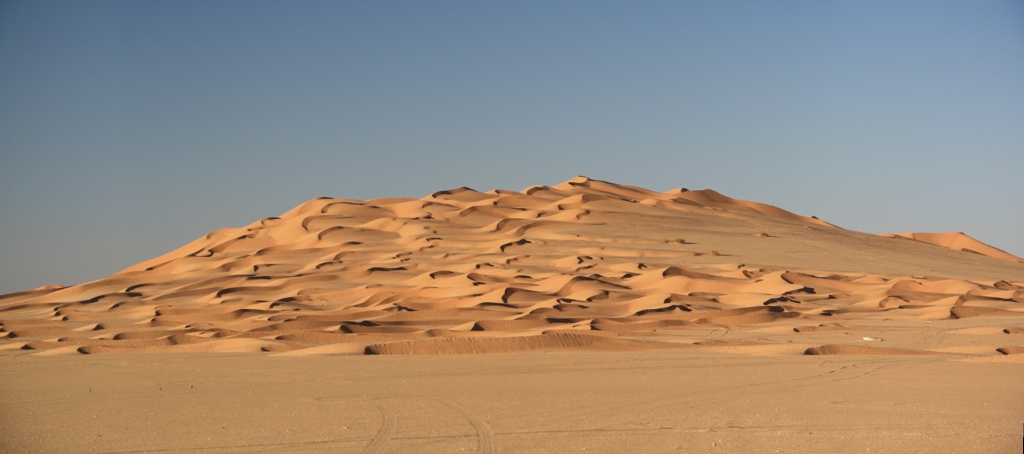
[2,1,1022,294]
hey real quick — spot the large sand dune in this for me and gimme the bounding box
[2,176,1022,357]
[3,177,1024,453]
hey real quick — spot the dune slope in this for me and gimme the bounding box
[2,176,1023,356]
[881,232,1024,263]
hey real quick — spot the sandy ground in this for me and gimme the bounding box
[2,177,1023,451]
[1,351,1022,453]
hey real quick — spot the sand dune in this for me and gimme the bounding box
[881,231,1024,262]
[2,176,1023,357]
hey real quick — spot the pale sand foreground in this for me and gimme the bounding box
[1,351,1022,453]
[1,177,1023,452]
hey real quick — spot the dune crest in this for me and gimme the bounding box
[881,232,1024,263]
[2,177,1023,355]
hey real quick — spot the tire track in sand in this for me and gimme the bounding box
[432,397,496,454]
[361,398,397,454]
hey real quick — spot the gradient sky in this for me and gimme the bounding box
[1,0,1022,294]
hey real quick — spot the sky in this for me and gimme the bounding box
[1,0,1022,294]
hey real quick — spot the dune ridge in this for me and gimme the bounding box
[881,232,1024,263]
[2,176,1023,356]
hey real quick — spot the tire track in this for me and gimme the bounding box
[361,398,397,454]
[433,398,496,454]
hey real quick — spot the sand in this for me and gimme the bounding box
[2,176,1022,452]
[2,352,1022,453]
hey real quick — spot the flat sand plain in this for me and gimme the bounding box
[2,352,1022,453]
[2,177,1023,452]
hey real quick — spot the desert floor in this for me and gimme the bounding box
[2,351,1023,453]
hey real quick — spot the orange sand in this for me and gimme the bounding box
[2,177,1023,452]
[2,176,1021,356]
